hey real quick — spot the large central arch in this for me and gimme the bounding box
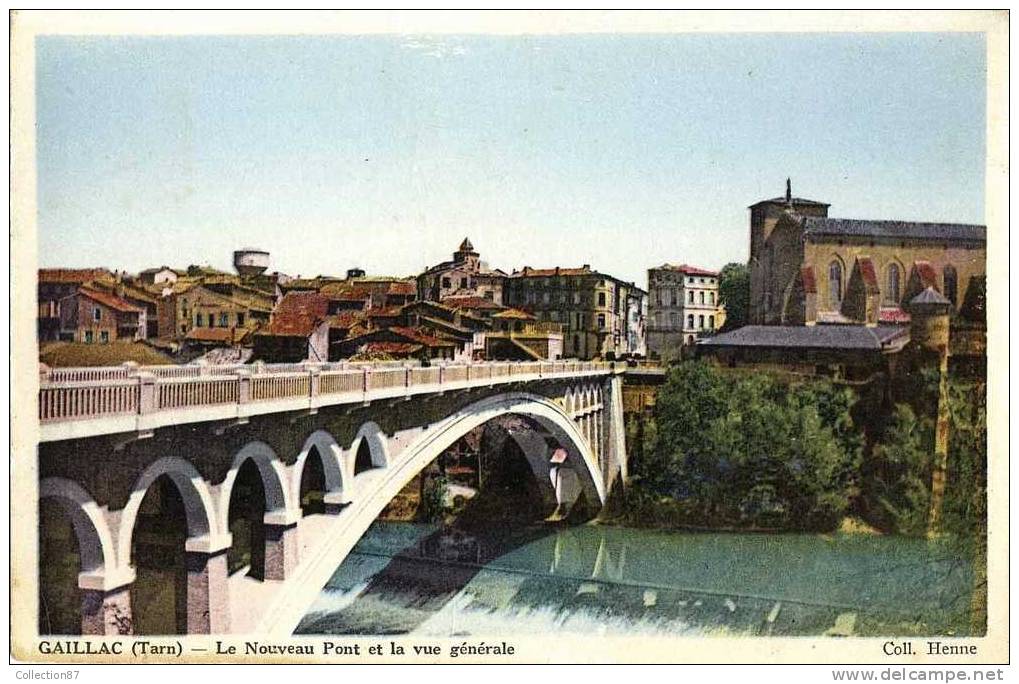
[252,392,604,635]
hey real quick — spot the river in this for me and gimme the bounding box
[294,521,978,637]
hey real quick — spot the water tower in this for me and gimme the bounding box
[233,248,270,277]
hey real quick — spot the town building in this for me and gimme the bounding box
[748,181,986,326]
[646,263,726,360]
[417,238,508,304]
[337,326,457,362]
[57,287,144,343]
[485,308,565,361]
[159,282,272,342]
[137,266,180,286]
[37,268,117,341]
[502,265,647,360]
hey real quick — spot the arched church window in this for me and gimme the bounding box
[885,263,901,305]
[828,260,843,310]
[943,265,958,306]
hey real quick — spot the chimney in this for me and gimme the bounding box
[785,178,792,205]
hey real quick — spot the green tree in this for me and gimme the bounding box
[718,262,750,331]
[631,361,860,530]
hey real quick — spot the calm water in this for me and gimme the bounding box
[295,521,978,637]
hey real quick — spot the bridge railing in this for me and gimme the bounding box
[38,361,615,424]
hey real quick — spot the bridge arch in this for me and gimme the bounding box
[117,456,217,565]
[255,391,605,635]
[292,430,347,511]
[219,441,292,534]
[39,477,116,576]
[349,421,389,473]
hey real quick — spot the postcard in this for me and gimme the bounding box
[9,10,1009,668]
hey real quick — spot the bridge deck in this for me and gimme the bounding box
[37,361,628,442]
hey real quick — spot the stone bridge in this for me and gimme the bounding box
[35,360,628,637]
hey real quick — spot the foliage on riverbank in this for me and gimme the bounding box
[622,360,986,546]
[624,361,861,531]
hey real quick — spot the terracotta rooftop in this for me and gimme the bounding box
[912,261,940,290]
[855,257,880,295]
[654,263,718,277]
[442,296,506,311]
[325,310,367,329]
[361,341,423,356]
[491,307,536,320]
[389,326,456,348]
[39,268,114,284]
[512,266,594,277]
[264,292,330,337]
[76,287,143,314]
[186,327,246,343]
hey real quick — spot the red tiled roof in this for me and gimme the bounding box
[386,281,417,296]
[325,310,367,329]
[913,261,939,290]
[856,257,880,294]
[320,283,373,301]
[491,307,536,320]
[264,292,329,337]
[185,327,243,343]
[656,263,718,277]
[366,306,404,318]
[512,266,593,277]
[389,326,456,348]
[361,341,423,356]
[879,307,911,324]
[40,268,114,284]
[77,287,143,314]
[800,266,817,294]
[442,296,506,311]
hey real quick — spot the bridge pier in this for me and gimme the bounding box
[184,544,230,633]
[262,510,301,581]
[79,582,133,636]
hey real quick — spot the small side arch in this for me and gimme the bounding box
[349,421,389,471]
[292,430,346,506]
[117,457,217,566]
[219,441,292,534]
[40,477,116,575]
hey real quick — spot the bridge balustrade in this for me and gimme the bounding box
[157,376,240,409]
[37,361,615,426]
[39,379,139,422]
[250,373,312,402]
[319,369,365,395]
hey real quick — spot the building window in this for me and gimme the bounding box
[687,314,694,329]
[943,265,958,305]
[219,312,229,327]
[484,291,493,300]
[460,277,468,289]
[597,314,606,329]
[442,277,451,289]
[699,291,705,304]
[84,330,93,343]
[180,324,187,333]
[573,292,580,304]
[543,292,550,304]
[688,290,694,304]
[885,263,901,305]
[710,292,716,305]
[92,306,101,322]
[687,335,695,344]
[573,334,580,351]
[208,313,215,327]
[828,260,843,309]
[236,312,245,326]
[195,313,203,327]
[698,315,705,329]
[670,312,680,329]
[597,292,606,307]
[100,331,109,343]
[708,315,715,329]
[671,290,678,306]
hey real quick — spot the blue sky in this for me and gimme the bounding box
[36,33,985,287]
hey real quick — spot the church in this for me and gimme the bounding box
[748,181,985,327]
